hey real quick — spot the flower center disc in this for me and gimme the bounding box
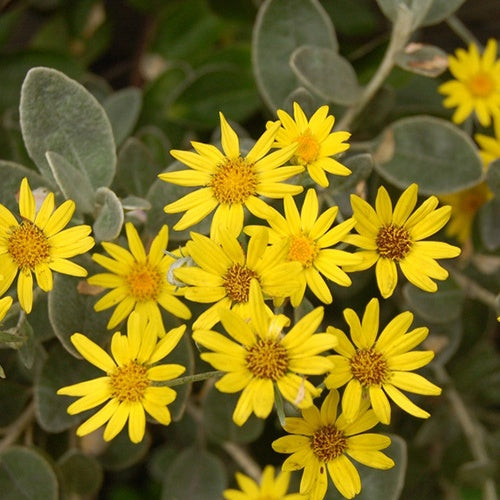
[288,234,318,267]
[223,264,257,303]
[296,129,320,164]
[245,339,288,380]
[311,424,347,462]
[376,224,412,260]
[126,262,163,301]
[468,72,495,97]
[210,157,258,204]
[110,361,149,403]
[350,349,388,386]
[7,221,51,270]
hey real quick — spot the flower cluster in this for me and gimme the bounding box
[0,103,463,499]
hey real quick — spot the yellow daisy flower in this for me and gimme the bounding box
[324,298,441,425]
[223,465,304,500]
[0,177,94,313]
[438,38,500,127]
[272,102,351,188]
[174,228,302,330]
[439,183,493,244]
[0,296,13,322]
[88,222,191,336]
[192,280,336,426]
[57,312,186,443]
[159,112,303,237]
[343,183,461,298]
[272,389,394,500]
[247,188,361,306]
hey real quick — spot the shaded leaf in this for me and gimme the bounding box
[252,0,337,110]
[485,159,500,198]
[0,446,58,500]
[20,67,116,189]
[99,430,151,471]
[332,153,373,193]
[57,449,103,497]
[290,45,361,105]
[478,198,500,251]
[103,87,142,147]
[161,446,227,500]
[374,116,483,195]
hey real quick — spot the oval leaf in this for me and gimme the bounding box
[374,116,483,195]
[161,446,227,500]
[486,158,500,198]
[103,87,142,147]
[252,0,337,110]
[395,43,448,77]
[20,66,116,189]
[478,198,500,251]
[93,187,124,242]
[57,449,103,497]
[0,446,58,500]
[290,45,361,104]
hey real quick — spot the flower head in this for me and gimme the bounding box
[57,312,186,443]
[272,103,351,187]
[438,38,500,127]
[0,177,94,313]
[325,298,441,424]
[223,465,304,500]
[247,189,361,306]
[0,296,13,322]
[475,116,500,166]
[88,223,191,336]
[174,228,302,330]
[344,183,461,298]
[192,280,336,426]
[272,389,394,500]
[159,112,303,237]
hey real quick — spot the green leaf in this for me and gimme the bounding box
[0,446,58,500]
[99,431,151,471]
[93,187,124,242]
[47,263,111,357]
[45,151,95,214]
[35,343,101,433]
[252,0,337,110]
[403,278,465,324]
[0,381,31,427]
[485,159,500,198]
[168,65,260,129]
[421,0,467,25]
[161,447,227,500]
[290,45,361,105]
[20,67,116,189]
[374,116,483,195]
[103,87,142,147]
[57,449,103,497]
[17,318,36,370]
[478,198,500,251]
[355,434,407,500]
[116,137,161,198]
[331,153,373,193]
[203,386,264,444]
[395,43,448,77]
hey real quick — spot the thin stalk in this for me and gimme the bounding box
[155,370,223,387]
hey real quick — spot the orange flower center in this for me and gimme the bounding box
[223,264,258,303]
[468,72,495,98]
[126,262,163,302]
[311,424,347,462]
[245,339,288,380]
[295,129,320,164]
[110,361,149,403]
[7,221,51,270]
[287,234,318,268]
[210,157,258,205]
[376,224,412,260]
[350,349,389,386]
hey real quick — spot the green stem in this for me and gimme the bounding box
[154,370,223,387]
[448,266,497,310]
[335,5,414,132]
[446,15,481,48]
[433,365,498,500]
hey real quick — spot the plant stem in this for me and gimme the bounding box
[448,267,497,310]
[446,15,481,48]
[335,5,414,132]
[433,365,498,500]
[155,370,223,387]
[222,441,262,482]
[0,401,35,453]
